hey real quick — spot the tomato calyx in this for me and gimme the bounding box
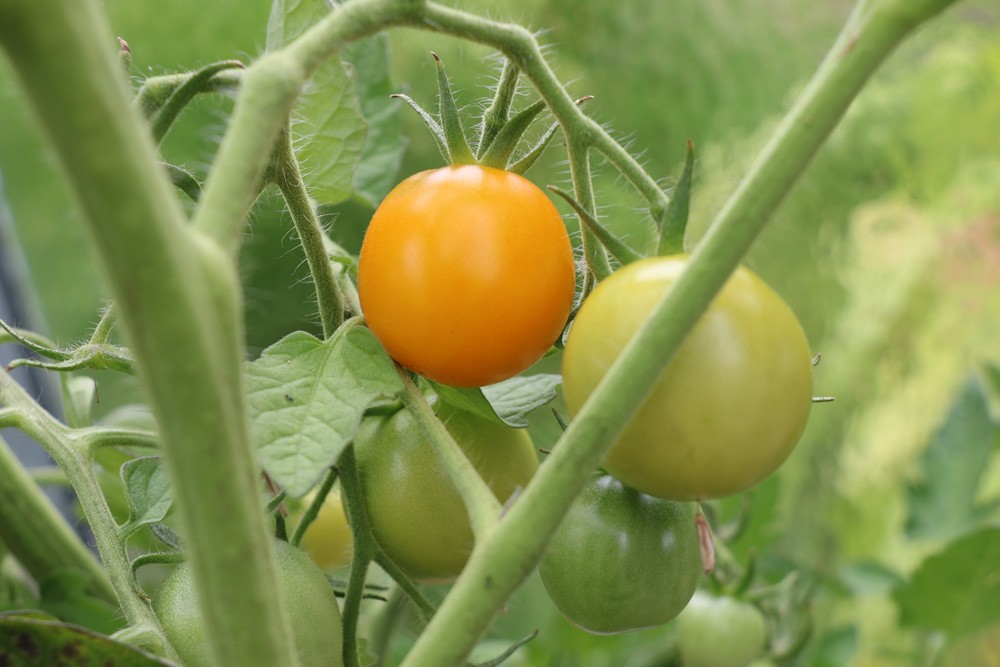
[390,52,578,175]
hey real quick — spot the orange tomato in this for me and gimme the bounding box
[358,165,575,387]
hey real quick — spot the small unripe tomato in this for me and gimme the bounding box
[155,540,344,667]
[539,475,702,634]
[354,402,538,582]
[358,165,576,387]
[677,591,768,667]
[298,490,353,571]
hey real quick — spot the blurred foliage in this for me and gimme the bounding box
[2,0,1000,665]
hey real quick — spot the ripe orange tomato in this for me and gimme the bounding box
[358,165,575,387]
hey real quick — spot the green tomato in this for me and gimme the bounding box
[155,540,344,667]
[539,475,702,634]
[354,402,538,582]
[562,255,813,500]
[677,591,768,667]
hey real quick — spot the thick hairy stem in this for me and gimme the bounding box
[0,1,299,665]
[271,130,345,337]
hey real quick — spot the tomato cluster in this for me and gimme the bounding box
[350,156,811,641]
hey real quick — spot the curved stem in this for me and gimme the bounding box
[289,466,338,547]
[271,128,345,337]
[397,370,500,539]
[0,371,168,652]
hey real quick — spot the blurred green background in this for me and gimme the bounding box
[2,0,1000,664]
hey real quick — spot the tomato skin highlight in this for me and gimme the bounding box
[154,540,344,667]
[358,165,576,387]
[562,255,813,501]
[353,402,538,583]
[539,475,702,634]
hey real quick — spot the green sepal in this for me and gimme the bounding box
[391,93,450,163]
[149,60,245,145]
[657,139,695,256]
[508,121,558,176]
[163,162,202,201]
[508,96,590,176]
[548,186,642,266]
[478,99,546,170]
[432,52,476,164]
[476,60,520,159]
[0,319,134,374]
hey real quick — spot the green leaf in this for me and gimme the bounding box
[118,457,173,540]
[267,0,366,205]
[806,626,858,667]
[37,571,125,636]
[0,616,173,666]
[482,374,563,428]
[246,324,403,497]
[265,0,332,54]
[893,525,1000,638]
[906,377,999,540]
[343,36,406,207]
[836,560,906,596]
[432,374,562,428]
[657,139,694,256]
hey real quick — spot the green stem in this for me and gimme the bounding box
[0,372,169,653]
[397,370,500,539]
[0,1,300,666]
[194,0,423,255]
[399,1,960,664]
[0,433,115,603]
[566,142,612,280]
[337,445,378,667]
[134,70,243,119]
[289,466,338,547]
[476,59,519,158]
[271,129,345,337]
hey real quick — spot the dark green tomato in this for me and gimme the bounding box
[353,402,538,583]
[155,540,344,667]
[677,591,768,667]
[539,475,702,634]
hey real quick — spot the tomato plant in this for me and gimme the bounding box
[353,401,538,582]
[155,540,344,667]
[0,0,974,664]
[357,164,576,388]
[676,591,768,667]
[538,475,702,634]
[562,255,813,500]
[298,489,353,571]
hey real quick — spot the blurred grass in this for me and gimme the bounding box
[2,0,1000,664]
